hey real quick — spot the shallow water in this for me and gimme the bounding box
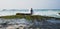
[0,18,32,24]
[0,18,60,29]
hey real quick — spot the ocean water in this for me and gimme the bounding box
[0,9,60,18]
[0,18,32,24]
[0,9,60,29]
[0,18,60,29]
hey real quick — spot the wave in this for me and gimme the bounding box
[0,9,60,18]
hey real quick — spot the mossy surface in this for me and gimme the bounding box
[0,15,59,20]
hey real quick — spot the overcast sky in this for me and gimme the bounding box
[0,0,60,9]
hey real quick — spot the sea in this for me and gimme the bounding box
[0,9,60,18]
[0,9,60,29]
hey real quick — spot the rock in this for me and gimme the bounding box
[58,13,60,15]
[6,26,16,29]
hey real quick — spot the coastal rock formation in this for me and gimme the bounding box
[16,8,33,15]
[58,13,60,15]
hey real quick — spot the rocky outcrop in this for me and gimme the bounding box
[58,13,60,15]
[16,13,31,15]
[16,8,33,15]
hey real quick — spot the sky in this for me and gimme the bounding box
[0,0,60,9]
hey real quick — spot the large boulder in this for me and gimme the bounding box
[58,13,60,15]
[16,13,24,15]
